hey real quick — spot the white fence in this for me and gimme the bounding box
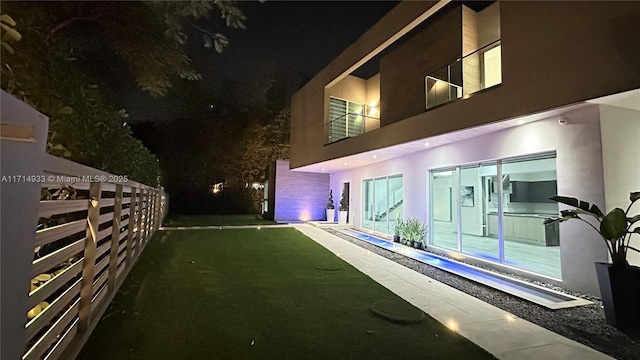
[1,90,167,359]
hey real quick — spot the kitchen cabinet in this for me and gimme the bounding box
[488,214,498,236]
[504,216,514,238]
[486,213,549,244]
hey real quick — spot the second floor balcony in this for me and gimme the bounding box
[324,94,380,144]
[426,40,502,109]
[325,111,380,144]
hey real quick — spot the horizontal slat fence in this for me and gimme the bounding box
[1,90,168,360]
[20,155,167,360]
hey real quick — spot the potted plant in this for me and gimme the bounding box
[402,217,428,250]
[338,191,348,225]
[326,190,335,222]
[545,192,640,331]
[391,217,403,242]
[400,219,411,246]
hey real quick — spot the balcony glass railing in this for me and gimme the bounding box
[325,112,380,144]
[425,40,501,109]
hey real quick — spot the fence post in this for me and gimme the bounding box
[140,189,147,248]
[126,187,136,268]
[148,190,155,237]
[136,188,144,258]
[154,190,161,231]
[142,190,149,246]
[0,91,49,360]
[108,184,123,291]
[78,181,101,333]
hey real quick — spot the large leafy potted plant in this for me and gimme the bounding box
[326,190,335,222]
[338,191,349,225]
[545,192,640,331]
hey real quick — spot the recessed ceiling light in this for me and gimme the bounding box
[372,155,377,159]
[343,162,348,166]
[424,142,430,146]
[321,168,325,172]
[517,120,525,125]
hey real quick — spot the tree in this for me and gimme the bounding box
[3,1,246,97]
[225,108,291,210]
[1,1,249,185]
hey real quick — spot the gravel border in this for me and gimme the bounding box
[325,228,640,360]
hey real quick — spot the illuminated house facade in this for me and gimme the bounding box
[285,0,640,295]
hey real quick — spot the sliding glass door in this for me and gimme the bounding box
[431,169,458,250]
[373,177,388,233]
[363,179,374,231]
[362,175,403,235]
[429,153,561,279]
[459,163,499,261]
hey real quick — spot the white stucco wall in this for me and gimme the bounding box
[328,105,608,295]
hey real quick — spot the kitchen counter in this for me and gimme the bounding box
[487,212,557,218]
[487,213,560,246]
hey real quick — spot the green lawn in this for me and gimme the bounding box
[163,214,276,227]
[78,227,495,360]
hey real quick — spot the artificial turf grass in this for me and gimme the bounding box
[78,227,496,360]
[370,299,427,324]
[163,214,276,227]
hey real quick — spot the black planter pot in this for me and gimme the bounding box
[594,262,640,332]
[393,235,400,243]
[412,241,420,249]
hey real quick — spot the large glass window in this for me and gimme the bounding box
[388,175,403,222]
[460,163,499,261]
[327,97,365,143]
[363,179,374,231]
[362,175,403,235]
[427,40,501,110]
[501,155,560,278]
[429,153,561,279]
[483,44,502,89]
[431,169,458,251]
[374,178,388,233]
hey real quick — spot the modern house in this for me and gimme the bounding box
[277,0,639,295]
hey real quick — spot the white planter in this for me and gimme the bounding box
[326,209,335,222]
[338,211,348,225]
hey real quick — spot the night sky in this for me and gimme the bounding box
[124,1,399,122]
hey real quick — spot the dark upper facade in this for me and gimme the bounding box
[290,0,640,169]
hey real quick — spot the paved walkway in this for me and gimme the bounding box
[293,224,612,360]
